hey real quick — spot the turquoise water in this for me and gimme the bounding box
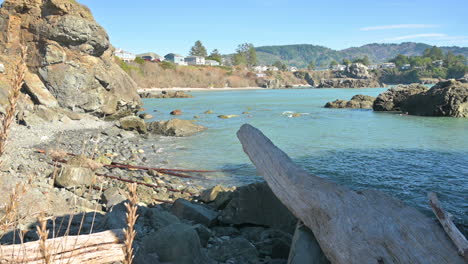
[142,88,468,229]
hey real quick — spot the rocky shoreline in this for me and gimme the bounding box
[0,117,311,264]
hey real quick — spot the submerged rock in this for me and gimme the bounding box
[218,114,239,119]
[170,109,183,115]
[147,119,207,137]
[317,78,382,88]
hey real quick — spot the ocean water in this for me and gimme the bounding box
[142,88,468,229]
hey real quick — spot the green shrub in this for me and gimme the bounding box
[159,61,176,70]
[134,57,145,65]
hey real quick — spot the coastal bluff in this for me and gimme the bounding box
[0,0,141,118]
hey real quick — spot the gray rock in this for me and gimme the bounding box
[373,83,428,111]
[344,63,371,79]
[193,224,212,247]
[219,182,297,233]
[208,237,258,263]
[120,116,147,134]
[317,78,382,88]
[213,190,234,210]
[255,229,292,259]
[212,226,240,237]
[102,187,126,208]
[324,94,375,109]
[240,226,268,242]
[287,222,330,264]
[402,79,468,117]
[200,185,236,203]
[171,198,219,226]
[147,119,207,137]
[148,207,180,230]
[141,223,214,264]
[54,165,95,188]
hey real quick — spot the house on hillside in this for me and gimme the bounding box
[332,64,346,71]
[268,66,279,71]
[401,64,411,70]
[367,64,379,70]
[432,60,444,67]
[380,63,396,69]
[114,48,136,62]
[205,60,220,66]
[253,66,268,72]
[164,53,187,65]
[138,52,164,62]
[185,56,205,65]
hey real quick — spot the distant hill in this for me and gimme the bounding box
[254,42,468,68]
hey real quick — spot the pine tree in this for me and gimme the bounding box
[189,40,208,57]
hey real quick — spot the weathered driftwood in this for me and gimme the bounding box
[0,229,125,264]
[237,124,464,264]
[428,192,468,261]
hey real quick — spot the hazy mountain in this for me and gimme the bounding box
[254,42,468,68]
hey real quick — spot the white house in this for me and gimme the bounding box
[268,66,279,71]
[432,60,444,67]
[332,64,346,71]
[253,65,269,72]
[288,66,298,72]
[401,64,411,70]
[205,60,220,66]
[114,48,136,62]
[185,56,205,65]
[380,63,396,69]
[256,73,266,78]
[164,53,187,65]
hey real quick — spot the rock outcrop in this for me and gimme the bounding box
[342,63,371,79]
[402,79,468,117]
[139,90,194,99]
[324,94,375,109]
[0,0,141,117]
[373,84,428,111]
[317,78,382,88]
[147,119,207,137]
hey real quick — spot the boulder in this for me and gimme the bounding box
[139,113,153,119]
[208,237,258,263]
[140,223,214,264]
[287,222,330,264]
[344,63,371,79]
[170,109,182,115]
[200,185,236,203]
[402,79,468,117]
[373,83,428,111]
[119,116,147,134]
[255,229,292,259]
[317,78,382,88]
[193,224,212,247]
[148,207,181,230]
[147,119,207,137]
[102,187,126,209]
[171,198,218,226]
[219,182,297,233]
[324,94,375,109]
[55,165,95,188]
[0,0,141,117]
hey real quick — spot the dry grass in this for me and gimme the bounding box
[36,214,51,264]
[127,62,307,88]
[123,183,139,264]
[0,46,27,160]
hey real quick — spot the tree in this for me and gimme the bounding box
[329,60,338,68]
[423,46,443,60]
[273,61,287,71]
[206,49,222,63]
[352,56,370,65]
[342,59,351,66]
[189,40,208,57]
[233,43,257,67]
[390,54,409,67]
[307,60,316,70]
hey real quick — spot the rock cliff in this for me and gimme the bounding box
[0,0,141,117]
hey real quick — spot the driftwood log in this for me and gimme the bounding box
[237,124,464,264]
[428,192,468,261]
[0,229,124,264]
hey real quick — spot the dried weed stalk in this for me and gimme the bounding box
[0,46,27,160]
[123,183,139,264]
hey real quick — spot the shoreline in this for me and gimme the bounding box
[137,84,311,92]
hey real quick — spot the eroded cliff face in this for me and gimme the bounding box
[0,0,141,117]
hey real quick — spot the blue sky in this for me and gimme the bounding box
[3,0,468,55]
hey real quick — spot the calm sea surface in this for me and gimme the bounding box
[142,88,468,229]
